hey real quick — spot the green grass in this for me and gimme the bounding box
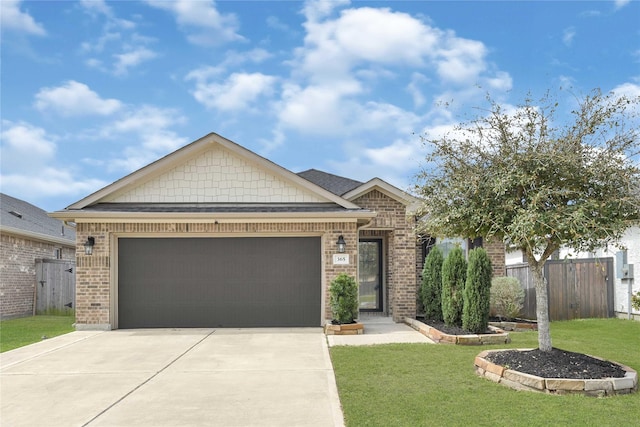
[330,318,640,427]
[0,315,75,353]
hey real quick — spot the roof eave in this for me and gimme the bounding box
[49,209,377,224]
[0,225,75,247]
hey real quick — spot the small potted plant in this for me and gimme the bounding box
[324,273,364,335]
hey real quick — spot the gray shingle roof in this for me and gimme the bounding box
[297,169,363,196]
[0,193,75,243]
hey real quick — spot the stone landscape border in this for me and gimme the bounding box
[324,322,365,335]
[488,320,537,331]
[475,348,638,397]
[405,318,511,345]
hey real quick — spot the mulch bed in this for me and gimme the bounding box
[420,318,626,380]
[422,320,496,335]
[485,348,627,379]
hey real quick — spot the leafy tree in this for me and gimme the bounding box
[441,247,467,327]
[462,248,493,333]
[421,246,444,321]
[415,89,640,351]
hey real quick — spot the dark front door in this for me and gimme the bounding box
[358,239,383,311]
[118,237,321,328]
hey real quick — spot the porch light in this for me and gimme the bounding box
[336,235,346,253]
[84,237,95,256]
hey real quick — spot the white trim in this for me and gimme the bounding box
[50,210,377,224]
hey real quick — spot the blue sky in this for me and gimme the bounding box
[1,0,639,211]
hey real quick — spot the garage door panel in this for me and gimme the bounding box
[118,237,321,328]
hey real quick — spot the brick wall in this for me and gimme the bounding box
[74,221,359,328]
[484,238,506,277]
[353,190,417,322]
[0,233,75,319]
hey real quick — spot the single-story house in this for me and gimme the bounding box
[51,133,505,330]
[1,193,76,319]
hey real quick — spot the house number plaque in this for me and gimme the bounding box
[333,254,350,265]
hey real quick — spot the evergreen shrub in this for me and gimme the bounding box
[462,248,493,333]
[421,246,444,321]
[441,247,467,327]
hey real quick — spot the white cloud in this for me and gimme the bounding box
[274,4,508,140]
[223,48,273,67]
[113,47,158,75]
[563,27,576,47]
[111,106,185,134]
[34,81,122,116]
[303,0,350,23]
[105,106,189,172]
[0,0,46,36]
[485,71,513,92]
[364,139,422,169]
[0,121,106,204]
[79,0,111,17]
[78,1,152,76]
[407,73,430,108]
[0,169,107,203]
[189,72,277,112]
[612,82,640,99]
[79,0,135,29]
[333,8,437,65]
[614,0,631,10]
[1,121,55,161]
[145,0,244,46]
[278,81,362,134]
[435,36,487,84]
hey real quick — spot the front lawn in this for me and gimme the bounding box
[330,318,640,427]
[0,315,75,353]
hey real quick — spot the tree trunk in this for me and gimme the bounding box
[530,261,552,351]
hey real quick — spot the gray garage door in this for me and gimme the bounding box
[118,237,321,328]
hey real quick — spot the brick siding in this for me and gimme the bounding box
[353,190,417,322]
[0,233,74,319]
[74,221,359,328]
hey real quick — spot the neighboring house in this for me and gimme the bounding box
[0,194,75,319]
[505,226,640,320]
[51,133,505,330]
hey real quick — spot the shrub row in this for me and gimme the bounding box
[421,246,522,334]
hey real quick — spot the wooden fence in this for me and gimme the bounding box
[35,259,75,315]
[506,258,614,321]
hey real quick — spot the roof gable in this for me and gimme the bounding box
[67,133,360,210]
[343,178,420,210]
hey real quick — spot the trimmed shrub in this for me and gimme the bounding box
[329,273,359,324]
[441,246,467,327]
[462,248,493,333]
[420,247,444,321]
[490,276,525,320]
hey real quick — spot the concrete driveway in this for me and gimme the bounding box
[1,328,344,427]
